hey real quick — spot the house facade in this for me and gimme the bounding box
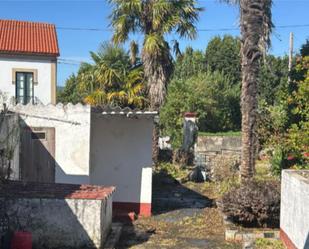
[0,20,59,105]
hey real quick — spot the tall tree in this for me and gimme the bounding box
[222,0,273,180]
[109,0,203,162]
[205,35,241,84]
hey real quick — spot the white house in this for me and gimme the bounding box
[0,19,59,105]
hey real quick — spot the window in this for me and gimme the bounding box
[16,72,34,104]
[31,132,46,140]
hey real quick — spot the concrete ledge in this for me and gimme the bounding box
[222,213,280,244]
[280,229,298,249]
[1,181,115,249]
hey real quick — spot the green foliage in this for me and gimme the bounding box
[270,146,289,176]
[160,36,243,148]
[257,100,289,146]
[57,42,147,108]
[57,74,82,104]
[284,56,309,167]
[300,39,309,57]
[155,162,187,180]
[173,47,207,80]
[254,239,285,249]
[109,0,203,44]
[160,71,241,148]
[198,131,241,137]
[258,55,289,105]
[258,48,309,173]
[109,0,203,110]
[205,35,241,84]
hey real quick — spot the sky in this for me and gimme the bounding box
[1,0,309,86]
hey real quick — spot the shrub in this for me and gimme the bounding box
[160,71,240,149]
[270,146,289,176]
[211,155,240,181]
[221,180,280,228]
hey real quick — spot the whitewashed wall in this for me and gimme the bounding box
[0,56,54,105]
[11,104,91,184]
[280,170,309,249]
[90,114,154,205]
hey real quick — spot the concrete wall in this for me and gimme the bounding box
[0,113,20,180]
[90,114,154,216]
[0,55,56,105]
[280,170,309,249]
[1,182,114,249]
[10,103,91,184]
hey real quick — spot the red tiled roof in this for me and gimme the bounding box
[0,180,115,200]
[0,19,60,56]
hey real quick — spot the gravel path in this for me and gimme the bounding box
[116,172,241,249]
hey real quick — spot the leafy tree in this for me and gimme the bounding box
[285,56,309,167]
[300,39,309,57]
[57,74,82,104]
[160,71,240,148]
[222,0,273,181]
[173,47,207,80]
[258,55,289,105]
[205,35,241,84]
[109,0,203,162]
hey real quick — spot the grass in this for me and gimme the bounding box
[198,131,241,137]
[156,159,280,200]
[254,238,285,249]
[155,162,189,179]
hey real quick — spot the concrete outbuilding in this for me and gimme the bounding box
[9,103,156,217]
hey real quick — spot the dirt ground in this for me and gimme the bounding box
[116,170,241,249]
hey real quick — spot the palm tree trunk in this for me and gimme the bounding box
[240,0,264,181]
[142,40,173,165]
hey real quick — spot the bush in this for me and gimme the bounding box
[221,180,280,228]
[211,155,240,181]
[160,71,240,148]
[270,146,289,176]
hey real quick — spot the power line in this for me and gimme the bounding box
[55,24,309,32]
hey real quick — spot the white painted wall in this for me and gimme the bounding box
[11,104,91,184]
[281,170,309,249]
[90,114,154,204]
[0,56,54,105]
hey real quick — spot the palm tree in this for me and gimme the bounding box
[222,0,273,180]
[109,0,202,162]
[79,42,147,108]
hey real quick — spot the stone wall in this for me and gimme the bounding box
[280,170,309,249]
[194,136,241,180]
[1,181,115,249]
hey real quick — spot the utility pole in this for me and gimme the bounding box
[288,32,294,83]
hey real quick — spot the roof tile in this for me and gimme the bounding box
[0,19,60,56]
